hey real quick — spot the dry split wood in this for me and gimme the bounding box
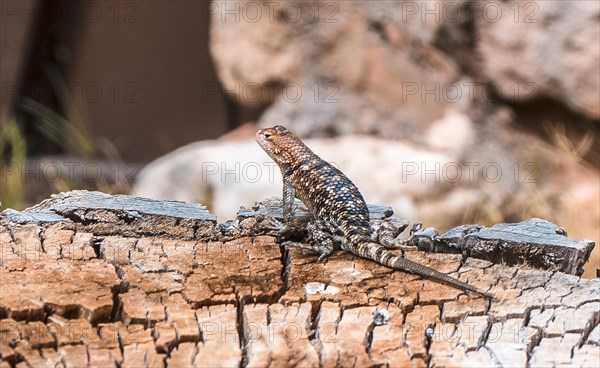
[0,191,597,367]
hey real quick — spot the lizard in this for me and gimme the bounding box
[255,125,494,299]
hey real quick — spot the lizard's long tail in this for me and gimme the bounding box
[355,242,494,299]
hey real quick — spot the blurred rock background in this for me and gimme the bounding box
[1,0,598,276]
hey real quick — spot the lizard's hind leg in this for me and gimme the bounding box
[282,220,343,262]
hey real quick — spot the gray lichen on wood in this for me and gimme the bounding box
[410,218,595,276]
[2,190,217,240]
[0,191,598,367]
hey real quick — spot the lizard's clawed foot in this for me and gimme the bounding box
[281,220,340,262]
[256,215,286,231]
[370,218,415,250]
[277,223,305,241]
[380,238,417,251]
[256,216,300,240]
[282,241,335,262]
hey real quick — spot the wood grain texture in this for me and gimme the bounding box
[0,191,597,367]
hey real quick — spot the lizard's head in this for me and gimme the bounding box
[256,125,305,166]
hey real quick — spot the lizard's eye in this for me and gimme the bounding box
[264,133,272,140]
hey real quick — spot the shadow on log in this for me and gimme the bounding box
[0,190,598,367]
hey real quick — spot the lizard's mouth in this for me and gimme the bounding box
[255,130,266,145]
[255,130,272,155]
[255,128,275,146]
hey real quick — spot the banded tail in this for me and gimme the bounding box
[354,242,494,299]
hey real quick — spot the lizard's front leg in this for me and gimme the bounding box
[282,171,295,225]
[272,171,306,240]
[256,173,298,235]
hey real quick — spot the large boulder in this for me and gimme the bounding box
[210,0,599,136]
[477,0,600,118]
[210,1,466,138]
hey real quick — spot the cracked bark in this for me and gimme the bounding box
[0,190,598,367]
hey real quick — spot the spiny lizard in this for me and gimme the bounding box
[256,125,493,299]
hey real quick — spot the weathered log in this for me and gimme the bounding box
[409,219,595,276]
[0,191,598,368]
[2,190,217,240]
[240,198,594,276]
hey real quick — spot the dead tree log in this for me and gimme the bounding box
[0,190,598,367]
